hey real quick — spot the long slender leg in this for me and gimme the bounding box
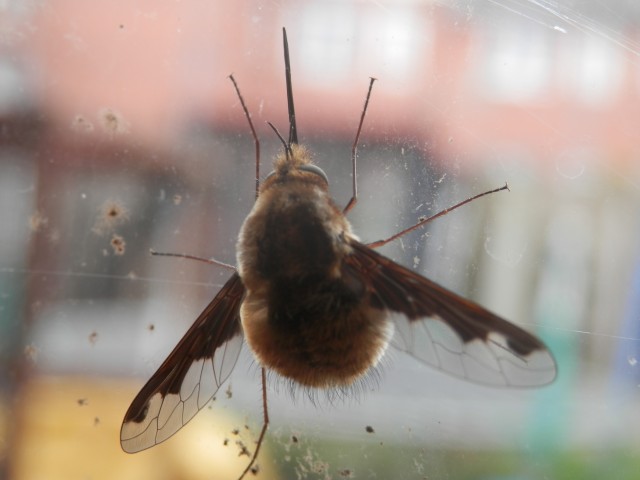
[149,250,236,270]
[238,368,270,480]
[229,68,270,480]
[367,183,510,249]
[229,74,261,200]
[343,77,377,214]
[152,75,261,265]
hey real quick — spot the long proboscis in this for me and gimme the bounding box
[283,27,298,146]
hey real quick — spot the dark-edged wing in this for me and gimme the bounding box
[121,272,245,453]
[344,241,557,387]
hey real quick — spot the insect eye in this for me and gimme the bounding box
[264,165,329,184]
[299,164,329,184]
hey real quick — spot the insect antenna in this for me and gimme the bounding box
[267,122,291,153]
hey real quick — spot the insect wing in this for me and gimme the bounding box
[345,241,557,387]
[121,273,245,453]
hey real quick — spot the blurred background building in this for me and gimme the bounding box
[2,0,640,479]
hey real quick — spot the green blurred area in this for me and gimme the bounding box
[268,437,640,480]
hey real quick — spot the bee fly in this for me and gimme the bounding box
[121,28,557,479]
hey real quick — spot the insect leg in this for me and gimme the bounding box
[366,182,510,249]
[150,75,261,265]
[149,250,236,270]
[229,74,261,200]
[238,367,270,480]
[344,77,377,214]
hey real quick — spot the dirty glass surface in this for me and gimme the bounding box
[1,1,640,479]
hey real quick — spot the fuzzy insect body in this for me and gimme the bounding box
[238,145,393,388]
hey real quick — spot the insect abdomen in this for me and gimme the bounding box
[243,274,392,388]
